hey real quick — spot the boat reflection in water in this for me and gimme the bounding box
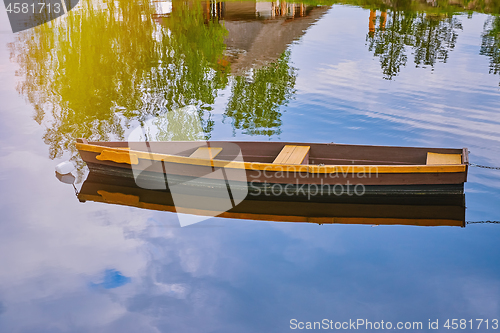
[77,172,466,227]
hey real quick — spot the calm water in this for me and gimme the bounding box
[1,1,500,332]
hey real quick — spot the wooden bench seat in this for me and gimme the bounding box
[426,152,462,165]
[189,147,223,159]
[273,145,310,165]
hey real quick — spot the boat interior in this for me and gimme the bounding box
[81,140,467,166]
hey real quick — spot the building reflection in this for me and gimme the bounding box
[153,0,329,74]
[221,1,328,74]
[204,1,312,20]
[369,9,386,37]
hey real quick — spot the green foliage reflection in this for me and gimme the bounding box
[480,15,500,84]
[10,0,228,173]
[224,51,296,136]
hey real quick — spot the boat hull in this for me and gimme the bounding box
[85,162,465,198]
[77,139,468,197]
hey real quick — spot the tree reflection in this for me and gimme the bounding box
[153,105,208,141]
[366,9,462,79]
[224,51,296,136]
[480,15,500,83]
[413,15,461,67]
[367,9,412,79]
[10,0,227,172]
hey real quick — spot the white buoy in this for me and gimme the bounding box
[55,161,75,175]
[55,172,76,184]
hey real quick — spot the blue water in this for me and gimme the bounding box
[0,2,499,332]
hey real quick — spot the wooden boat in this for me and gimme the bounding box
[77,172,466,227]
[76,139,468,197]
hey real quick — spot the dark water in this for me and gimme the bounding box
[1,1,500,332]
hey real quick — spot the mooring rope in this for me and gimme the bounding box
[466,220,500,224]
[469,163,500,170]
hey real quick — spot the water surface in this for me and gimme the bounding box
[1,1,500,331]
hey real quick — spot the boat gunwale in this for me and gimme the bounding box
[77,142,468,174]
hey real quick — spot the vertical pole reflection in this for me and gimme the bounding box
[369,9,376,37]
